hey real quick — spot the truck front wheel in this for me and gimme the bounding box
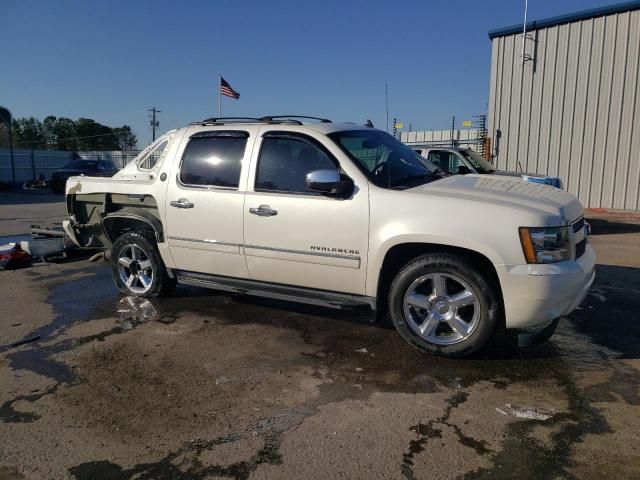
[388,253,498,357]
[111,231,176,297]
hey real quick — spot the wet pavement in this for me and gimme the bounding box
[1,197,640,479]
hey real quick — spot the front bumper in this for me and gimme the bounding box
[497,244,596,331]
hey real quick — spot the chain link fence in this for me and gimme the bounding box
[0,149,141,185]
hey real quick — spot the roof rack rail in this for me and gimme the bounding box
[191,117,263,125]
[260,115,332,123]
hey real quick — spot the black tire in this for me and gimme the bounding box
[111,230,176,297]
[388,253,498,357]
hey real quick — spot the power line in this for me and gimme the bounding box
[10,131,122,147]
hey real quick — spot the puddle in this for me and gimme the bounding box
[0,385,58,423]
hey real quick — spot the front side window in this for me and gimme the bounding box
[426,151,464,174]
[459,149,495,174]
[255,134,338,194]
[329,129,442,190]
[179,131,247,188]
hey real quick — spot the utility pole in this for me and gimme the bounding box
[450,115,456,147]
[148,107,161,142]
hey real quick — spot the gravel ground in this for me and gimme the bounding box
[1,191,639,479]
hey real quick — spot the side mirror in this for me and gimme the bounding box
[306,170,354,198]
[457,165,472,175]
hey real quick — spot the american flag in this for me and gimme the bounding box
[220,77,240,99]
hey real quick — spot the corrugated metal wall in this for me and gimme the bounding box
[488,8,640,210]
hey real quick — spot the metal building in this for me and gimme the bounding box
[487,1,640,210]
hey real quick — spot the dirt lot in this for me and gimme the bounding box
[1,192,639,479]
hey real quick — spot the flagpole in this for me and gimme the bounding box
[218,74,222,118]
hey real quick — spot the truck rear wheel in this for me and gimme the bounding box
[388,253,498,357]
[111,231,176,297]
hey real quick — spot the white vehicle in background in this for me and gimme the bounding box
[63,116,594,357]
[413,146,564,189]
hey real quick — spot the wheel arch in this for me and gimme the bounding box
[373,242,504,326]
[102,207,164,244]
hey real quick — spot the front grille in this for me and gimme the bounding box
[575,238,586,259]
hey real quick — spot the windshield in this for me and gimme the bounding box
[328,129,443,189]
[62,160,98,170]
[458,149,495,174]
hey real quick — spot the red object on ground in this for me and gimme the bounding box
[0,245,32,270]
[586,208,640,220]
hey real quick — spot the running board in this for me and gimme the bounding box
[175,270,376,310]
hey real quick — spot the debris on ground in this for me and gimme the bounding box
[0,244,33,270]
[0,225,100,270]
[498,404,556,421]
[354,348,369,354]
[117,297,159,329]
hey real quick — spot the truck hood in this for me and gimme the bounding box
[413,174,583,224]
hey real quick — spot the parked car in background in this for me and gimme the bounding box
[414,147,564,189]
[51,159,118,194]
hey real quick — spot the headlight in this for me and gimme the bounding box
[519,226,571,263]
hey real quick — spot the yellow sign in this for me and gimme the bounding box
[462,120,472,127]
[394,122,404,129]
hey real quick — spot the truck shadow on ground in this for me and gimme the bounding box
[587,217,640,235]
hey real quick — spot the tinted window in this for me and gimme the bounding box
[255,135,337,194]
[98,161,116,170]
[179,132,247,188]
[426,151,464,174]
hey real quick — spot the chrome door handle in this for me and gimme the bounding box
[249,205,277,217]
[170,198,194,209]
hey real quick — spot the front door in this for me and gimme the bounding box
[165,129,253,278]
[243,130,369,295]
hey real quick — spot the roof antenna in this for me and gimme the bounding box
[365,119,374,128]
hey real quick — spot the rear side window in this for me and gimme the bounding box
[255,134,338,194]
[179,131,248,188]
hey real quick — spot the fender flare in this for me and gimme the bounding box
[101,208,164,244]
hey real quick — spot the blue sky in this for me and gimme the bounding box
[1,0,624,147]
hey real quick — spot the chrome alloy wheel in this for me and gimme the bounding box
[403,272,481,345]
[117,244,154,294]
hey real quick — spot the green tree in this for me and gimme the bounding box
[42,116,58,149]
[53,117,78,151]
[0,122,18,149]
[14,117,46,149]
[76,118,119,150]
[113,125,138,150]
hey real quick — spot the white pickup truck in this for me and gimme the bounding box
[63,116,595,357]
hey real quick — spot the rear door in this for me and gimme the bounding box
[243,129,369,295]
[164,128,255,278]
